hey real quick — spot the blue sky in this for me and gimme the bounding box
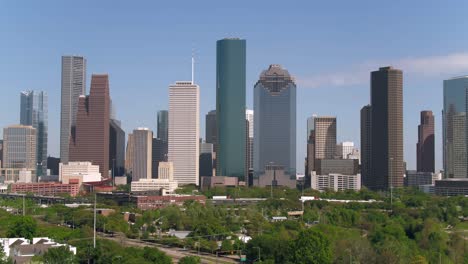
[1,0,468,172]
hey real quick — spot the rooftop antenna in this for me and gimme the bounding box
[191,48,195,84]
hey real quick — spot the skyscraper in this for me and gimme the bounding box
[443,76,468,178]
[110,119,125,176]
[369,66,404,189]
[199,142,214,177]
[452,113,466,178]
[157,110,168,142]
[69,74,110,178]
[336,142,355,159]
[216,38,246,179]
[253,64,296,179]
[60,55,86,164]
[132,128,153,181]
[152,138,168,178]
[417,111,435,173]
[205,110,217,150]
[314,117,337,160]
[168,81,199,185]
[360,105,372,187]
[246,109,254,172]
[20,90,48,177]
[3,125,37,181]
[125,133,134,176]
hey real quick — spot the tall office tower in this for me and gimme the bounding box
[216,38,246,179]
[443,76,468,178]
[199,142,214,177]
[314,117,337,160]
[305,115,317,184]
[60,55,86,164]
[307,115,316,139]
[370,66,404,189]
[109,119,125,176]
[157,110,169,142]
[0,140,3,167]
[452,113,466,178]
[20,90,48,177]
[360,105,372,187]
[253,64,296,179]
[152,138,168,178]
[3,125,37,179]
[168,81,199,185]
[132,128,153,181]
[69,74,110,178]
[125,133,134,176]
[205,110,217,150]
[417,111,435,173]
[246,109,254,173]
[336,142,355,159]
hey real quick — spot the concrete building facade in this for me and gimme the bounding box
[168,81,199,185]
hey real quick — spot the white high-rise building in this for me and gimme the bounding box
[3,125,37,182]
[132,128,153,181]
[336,141,355,159]
[311,172,361,191]
[168,81,199,185]
[60,56,86,164]
[246,109,254,172]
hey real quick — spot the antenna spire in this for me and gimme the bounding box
[191,49,195,84]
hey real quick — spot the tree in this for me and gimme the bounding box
[41,246,76,264]
[7,216,37,240]
[178,256,201,264]
[287,229,332,264]
[142,247,172,264]
[221,239,233,253]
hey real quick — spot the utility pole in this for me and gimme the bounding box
[390,157,393,210]
[112,159,115,187]
[23,195,25,216]
[93,193,96,249]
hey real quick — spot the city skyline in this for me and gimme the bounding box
[4,2,468,172]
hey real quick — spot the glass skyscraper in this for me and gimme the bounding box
[443,76,468,178]
[20,90,48,177]
[253,64,296,178]
[216,38,246,179]
[157,110,168,142]
[60,55,86,164]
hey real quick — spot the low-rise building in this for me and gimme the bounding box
[11,182,79,197]
[314,159,359,175]
[405,171,442,187]
[1,237,76,264]
[136,195,206,210]
[131,179,178,193]
[255,164,296,188]
[200,176,238,190]
[310,172,361,191]
[434,178,468,196]
[59,162,102,184]
[131,162,178,193]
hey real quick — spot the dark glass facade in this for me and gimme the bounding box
[253,64,296,178]
[417,111,435,173]
[20,90,48,177]
[216,38,246,179]
[157,110,168,142]
[443,77,468,178]
[369,67,404,189]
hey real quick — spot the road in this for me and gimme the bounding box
[99,233,238,264]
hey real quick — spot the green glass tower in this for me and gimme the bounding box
[216,38,246,179]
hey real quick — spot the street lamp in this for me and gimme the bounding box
[389,157,394,210]
[253,246,261,262]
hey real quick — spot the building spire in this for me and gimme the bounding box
[191,49,195,84]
